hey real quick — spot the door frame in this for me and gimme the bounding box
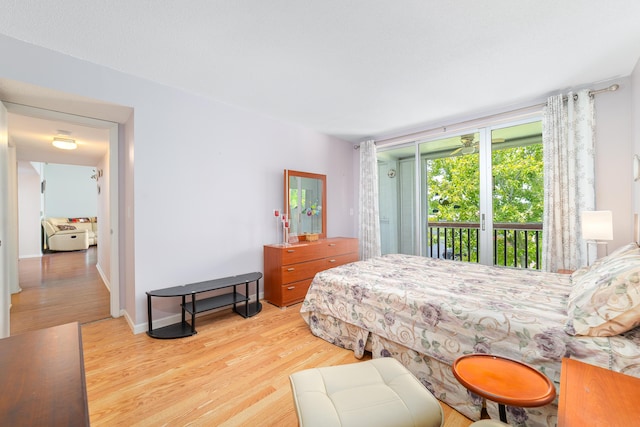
[0,101,10,337]
[4,102,120,320]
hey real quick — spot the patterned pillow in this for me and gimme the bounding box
[68,217,90,223]
[600,242,640,260]
[566,245,640,336]
[571,242,640,282]
[57,224,77,231]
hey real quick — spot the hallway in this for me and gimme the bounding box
[10,247,110,335]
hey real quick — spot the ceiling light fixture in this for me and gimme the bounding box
[460,146,475,155]
[52,136,77,150]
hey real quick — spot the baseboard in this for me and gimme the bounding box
[18,253,42,259]
[133,312,183,335]
[120,310,144,335]
[133,292,265,335]
[96,263,110,292]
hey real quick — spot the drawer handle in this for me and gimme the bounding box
[328,243,336,246]
[287,268,295,272]
[328,259,336,263]
[287,286,295,290]
[287,249,295,253]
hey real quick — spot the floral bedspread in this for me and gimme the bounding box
[301,254,640,384]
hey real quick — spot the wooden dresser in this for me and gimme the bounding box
[264,237,359,307]
[0,322,89,426]
[558,357,640,426]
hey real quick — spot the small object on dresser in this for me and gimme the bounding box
[299,233,319,242]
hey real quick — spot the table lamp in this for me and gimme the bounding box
[581,210,613,264]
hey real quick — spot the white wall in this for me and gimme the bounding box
[43,163,97,217]
[632,58,640,215]
[0,34,357,329]
[17,162,42,258]
[593,76,634,252]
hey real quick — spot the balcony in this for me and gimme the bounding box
[427,222,543,269]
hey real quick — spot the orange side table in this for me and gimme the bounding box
[452,354,556,423]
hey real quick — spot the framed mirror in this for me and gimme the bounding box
[285,169,326,240]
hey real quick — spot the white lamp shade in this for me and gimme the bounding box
[581,210,613,241]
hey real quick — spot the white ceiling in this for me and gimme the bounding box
[1,1,640,149]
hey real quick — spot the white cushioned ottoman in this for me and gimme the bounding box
[289,357,444,427]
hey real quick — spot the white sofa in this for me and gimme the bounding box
[42,217,98,251]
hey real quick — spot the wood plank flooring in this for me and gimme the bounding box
[11,247,110,335]
[82,304,473,426]
[11,248,473,426]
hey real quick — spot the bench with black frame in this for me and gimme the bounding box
[146,272,262,339]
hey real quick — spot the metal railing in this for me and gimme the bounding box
[427,222,543,269]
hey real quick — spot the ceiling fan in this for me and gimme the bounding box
[450,134,505,155]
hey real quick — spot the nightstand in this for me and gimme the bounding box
[558,358,640,426]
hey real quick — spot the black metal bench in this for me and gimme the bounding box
[146,272,262,339]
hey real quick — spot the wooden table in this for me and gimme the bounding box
[558,358,640,426]
[452,354,556,423]
[0,322,90,426]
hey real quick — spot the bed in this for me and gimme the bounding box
[299,245,640,427]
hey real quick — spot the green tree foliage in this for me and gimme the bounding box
[492,144,544,223]
[427,154,480,222]
[426,143,544,268]
[427,144,543,223]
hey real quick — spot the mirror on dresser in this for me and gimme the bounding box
[285,169,327,240]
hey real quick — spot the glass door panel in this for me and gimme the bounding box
[419,133,480,262]
[378,144,417,255]
[490,121,543,268]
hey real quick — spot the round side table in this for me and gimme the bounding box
[452,354,556,423]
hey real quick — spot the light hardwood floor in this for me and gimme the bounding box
[82,304,473,426]
[12,249,473,426]
[11,246,110,335]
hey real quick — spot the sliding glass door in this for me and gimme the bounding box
[420,132,481,262]
[378,144,418,255]
[490,121,544,268]
[378,119,543,268]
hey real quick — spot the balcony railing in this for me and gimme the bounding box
[427,222,543,269]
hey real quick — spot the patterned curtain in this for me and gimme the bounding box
[359,140,381,259]
[542,90,595,271]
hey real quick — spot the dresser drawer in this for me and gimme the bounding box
[280,244,325,265]
[280,258,326,284]
[322,252,359,269]
[325,238,358,257]
[279,278,313,306]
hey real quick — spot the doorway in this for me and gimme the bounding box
[2,98,122,334]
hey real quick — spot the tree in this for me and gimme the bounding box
[425,143,544,267]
